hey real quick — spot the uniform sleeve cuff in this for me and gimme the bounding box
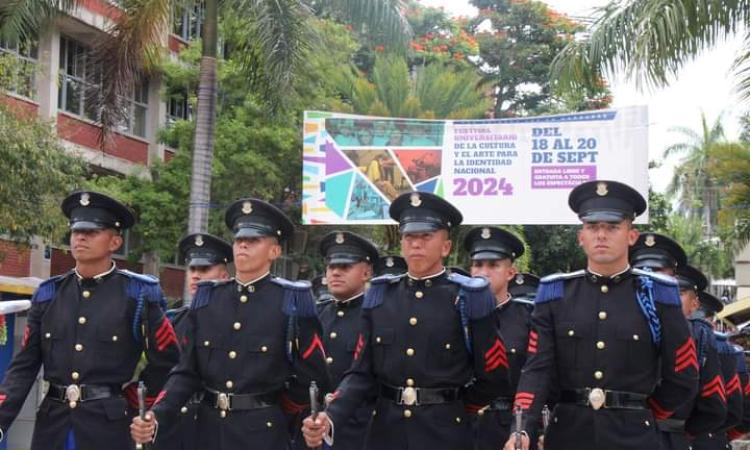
[323,416,334,446]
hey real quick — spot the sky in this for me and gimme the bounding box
[419,0,746,192]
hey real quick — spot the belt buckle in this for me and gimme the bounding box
[66,384,81,409]
[217,392,231,411]
[400,387,418,406]
[587,388,605,410]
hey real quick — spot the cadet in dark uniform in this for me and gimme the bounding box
[464,226,533,450]
[688,283,743,450]
[313,231,379,450]
[0,191,180,450]
[508,273,540,302]
[375,255,407,277]
[154,233,232,450]
[630,236,726,450]
[302,192,511,450]
[130,198,330,450]
[504,180,698,450]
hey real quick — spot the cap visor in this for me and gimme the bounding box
[400,222,443,234]
[699,293,724,313]
[186,257,220,268]
[70,221,106,231]
[632,258,671,271]
[580,211,628,223]
[471,251,511,261]
[327,256,362,265]
[234,227,271,239]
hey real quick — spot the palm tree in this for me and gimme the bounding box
[1,0,411,235]
[550,1,750,98]
[663,112,726,236]
[708,141,750,254]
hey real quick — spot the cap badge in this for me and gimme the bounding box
[516,274,525,285]
[596,182,608,197]
[321,277,328,286]
[242,201,253,214]
[644,235,656,247]
[195,235,204,247]
[335,232,345,244]
[79,193,90,206]
[386,257,394,268]
[410,192,422,207]
[481,228,491,239]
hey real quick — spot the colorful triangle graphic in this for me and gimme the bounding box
[324,170,354,218]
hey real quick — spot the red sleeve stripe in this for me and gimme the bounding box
[726,374,742,396]
[728,428,744,441]
[155,317,178,351]
[22,325,30,348]
[153,390,167,406]
[744,380,750,396]
[484,338,508,372]
[353,333,365,360]
[0,393,7,406]
[701,375,726,403]
[674,338,698,373]
[514,392,535,410]
[465,403,485,414]
[302,333,325,360]
[527,330,538,354]
[647,398,673,420]
[124,384,138,409]
[280,393,307,414]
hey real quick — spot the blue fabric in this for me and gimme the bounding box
[635,275,662,346]
[191,282,213,310]
[363,273,403,309]
[32,275,63,304]
[535,279,564,304]
[274,278,316,318]
[63,429,76,450]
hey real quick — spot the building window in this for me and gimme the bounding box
[0,35,38,100]
[172,2,205,41]
[58,36,149,138]
[166,88,192,124]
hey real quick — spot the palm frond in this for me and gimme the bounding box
[552,0,750,94]
[0,0,81,40]
[90,0,171,142]
[227,0,312,112]
[316,0,411,49]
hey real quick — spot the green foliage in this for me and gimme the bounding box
[523,225,585,275]
[468,0,609,117]
[709,142,750,256]
[0,101,85,244]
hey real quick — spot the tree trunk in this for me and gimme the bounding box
[185,0,218,303]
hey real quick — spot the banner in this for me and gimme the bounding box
[302,107,648,225]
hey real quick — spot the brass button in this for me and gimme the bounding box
[78,316,87,325]
[633,334,639,341]
[220,410,227,418]
[228,351,237,359]
[330,332,337,339]
[406,348,415,356]
[181,406,188,414]
[425,280,432,287]
[261,345,268,353]
[455,417,462,423]
[601,285,609,294]
[337,310,345,317]
[44,332,51,339]
[82,290,91,298]
[71,371,79,380]
[645,420,650,426]
[266,421,273,428]
[204,340,210,347]
[406,378,415,387]
[598,311,607,320]
[594,370,603,380]
[225,380,234,389]
[233,322,241,330]
[404,409,412,418]
[596,341,605,350]
[511,348,517,354]
[445,343,451,350]
[75,344,83,352]
[240,295,248,303]
[112,335,118,342]
[409,317,418,326]
[567,330,575,337]
[376,337,382,344]
[326,356,334,364]
[415,291,424,299]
